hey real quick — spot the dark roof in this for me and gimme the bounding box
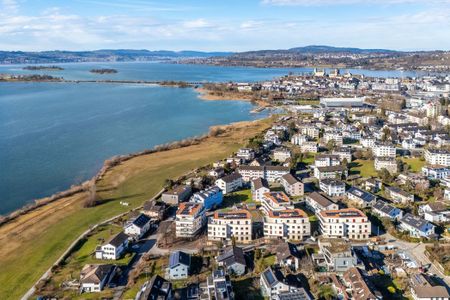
[426,202,448,212]
[252,177,269,190]
[347,186,376,203]
[169,251,191,268]
[106,231,129,247]
[162,185,191,196]
[373,200,400,215]
[131,214,151,228]
[276,289,312,300]
[317,165,347,172]
[276,242,304,261]
[80,264,115,284]
[218,172,242,183]
[386,186,412,198]
[139,275,172,300]
[320,178,345,186]
[217,246,246,267]
[401,213,433,231]
[261,267,285,288]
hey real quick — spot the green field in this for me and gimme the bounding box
[350,159,377,177]
[0,119,272,299]
[401,157,426,173]
[222,189,255,208]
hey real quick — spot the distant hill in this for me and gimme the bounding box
[287,45,399,54]
[0,49,234,64]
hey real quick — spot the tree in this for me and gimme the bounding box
[326,140,336,151]
[163,179,174,189]
[433,187,444,200]
[317,284,336,300]
[84,181,98,208]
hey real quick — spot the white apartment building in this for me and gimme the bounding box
[261,192,292,214]
[298,125,320,139]
[425,149,450,167]
[236,148,255,161]
[315,154,341,167]
[319,179,346,197]
[324,132,344,146]
[215,172,243,195]
[318,208,371,240]
[372,143,396,158]
[175,202,206,238]
[273,148,292,162]
[361,137,376,149]
[208,210,252,243]
[291,134,308,145]
[374,157,398,174]
[238,165,290,182]
[251,177,270,202]
[300,142,319,153]
[281,173,304,197]
[263,209,311,241]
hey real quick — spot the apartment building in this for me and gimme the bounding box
[319,179,346,197]
[175,203,206,238]
[281,173,304,197]
[263,209,310,241]
[315,154,341,167]
[215,172,243,195]
[374,157,398,173]
[251,177,270,202]
[238,165,290,182]
[191,185,223,210]
[208,210,252,243]
[318,208,371,240]
[373,143,396,158]
[425,149,450,166]
[261,191,292,214]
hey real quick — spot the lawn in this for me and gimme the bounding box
[301,152,317,165]
[0,118,272,300]
[349,159,377,177]
[401,157,426,173]
[222,189,255,208]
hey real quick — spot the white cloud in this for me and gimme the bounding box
[1,0,18,14]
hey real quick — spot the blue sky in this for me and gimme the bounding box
[1,0,449,51]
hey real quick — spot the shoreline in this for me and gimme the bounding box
[0,116,273,299]
[195,87,271,109]
[0,116,267,226]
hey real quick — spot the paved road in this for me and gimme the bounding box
[381,232,450,286]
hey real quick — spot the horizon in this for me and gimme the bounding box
[1,0,450,52]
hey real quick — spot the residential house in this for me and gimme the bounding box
[319,179,346,197]
[314,165,348,180]
[215,172,243,195]
[166,251,190,280]
[208,210,253,243]
[161,185,192,205]
[175,202,206,238]
[385,186,414,204]
[124,214,152,239]
[217,246,247,276]
[138,275,173,300]
[273,148,292,162]
[333,147,353,162]
[298,125,320,139]
[410,273,450,300]
[142,201,167,221]
[199,268,234,300]
[236,148,255,162]
[238,165,289,182]
[273,289,312,300]
[372,200,404,220]
[422,165,450,180]
[251,177,270,202]
[346,187,377,208]
[305,192,339,213]
[191,185,223,210]
[209,167,225,178]
[419,202,450,223]
[361,137,376,148]
[275,242,305,272]
[324,132,344,146]
[316,238,357,272]
[80,264,116,293]
[264,209,311,241]
[399,213,436,239]
[291,134,308,146]
[342,267,382,300]
[374,157,398,174]
[95,232,129,260]
[260,267,297,298]
[281,174,304,197]
[318,208,371,240]
[364,178,382,193]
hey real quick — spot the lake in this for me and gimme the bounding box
[0,62,432,214]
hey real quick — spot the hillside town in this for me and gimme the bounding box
[34,70,450,300]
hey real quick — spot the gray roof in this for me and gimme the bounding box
[106,231,129,247]
[169,251,190,268]
[252,177,269,190]
[218,172,242,183]
[347,187,376,203]
[401,213,433,231]
[217,246,246,267]
[307,192,335,208]
[275,289,312,300]
[282,173,300,185]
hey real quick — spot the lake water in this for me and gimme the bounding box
[0,62,433,214]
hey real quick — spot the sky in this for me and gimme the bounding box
[1,0,450,52]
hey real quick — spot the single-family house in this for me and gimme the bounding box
[216,246,247,276]
[346,187,376,208]
[124,214,152,239]
[399,213,436,239]
[385,186,414,204]
[372,200,403,220]
[95,232,129,260]
[80,264,116,293]
[166,251,190,280]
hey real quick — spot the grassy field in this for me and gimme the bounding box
[0,118,272,300]
[401,157,426,173]
[222,189,256,208]
[350,159,377,177]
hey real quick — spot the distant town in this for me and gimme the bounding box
[24,68,450,300]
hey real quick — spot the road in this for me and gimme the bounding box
[381,232,450,286]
